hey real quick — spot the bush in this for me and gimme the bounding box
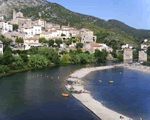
[59,50,68,55]
[3,51,14,65]
[60,54,71,63]
[12,56,24,70]
[20,54,28,63]
[70,54,80,64]
[39,47,60,64]
[76,43,83,49]
[0,66,11,73]
[28,54,50,68]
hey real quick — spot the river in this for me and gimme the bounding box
[84,67,150,120]
[0,65,100,120]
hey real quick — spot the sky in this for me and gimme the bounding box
[48,0,150,29]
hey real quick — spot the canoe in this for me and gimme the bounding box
[109,81,114,84]
[62,93,69,97]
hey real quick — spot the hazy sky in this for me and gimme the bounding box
[48,0,150,29]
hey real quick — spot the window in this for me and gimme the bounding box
[34,40,36,42]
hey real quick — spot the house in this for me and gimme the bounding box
[40,32,49,39]
[0,41,3,55]
[3,31,25,44]
[140,44,150,52]
[38,19,46,28]
[0,15,4,21]
[121,44,133,50]
[70,29,80,38]
[91,43,113,53]
[0,21,13,34]
[79,28,97,43]
[24,25,42,38]
[24,37,39,44]
[144,39,148,43]
[24,37,43,50]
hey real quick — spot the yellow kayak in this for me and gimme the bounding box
[62,93,69,97]
[109,81,114,84]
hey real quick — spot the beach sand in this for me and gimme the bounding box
[66,64,131,120]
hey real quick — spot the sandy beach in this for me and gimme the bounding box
[66,64,132,120]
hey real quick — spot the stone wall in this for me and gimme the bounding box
[139,51,147,62]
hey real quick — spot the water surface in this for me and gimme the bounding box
[0,65,100,120]
[84,68,150,120]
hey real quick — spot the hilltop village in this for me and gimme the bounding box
[0,10,149,65]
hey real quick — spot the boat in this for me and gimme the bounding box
[62,93,69,97]
[109,81,114,84]
[99,80,102,82]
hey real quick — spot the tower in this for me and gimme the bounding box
[13,9,16,23]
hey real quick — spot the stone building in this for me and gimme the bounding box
[139,51,147,62]
[123,48,133,63]
[12,10,32,30]
[79,28,97,43]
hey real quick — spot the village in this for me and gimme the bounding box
[0,10,149,63]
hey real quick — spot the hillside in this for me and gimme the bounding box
[0,0,149,47]
[108,19,150,39]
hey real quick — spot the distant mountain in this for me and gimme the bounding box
[0,0,149,46]
[107,19,150,39]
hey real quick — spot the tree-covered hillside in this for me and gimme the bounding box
[0,0,149,47]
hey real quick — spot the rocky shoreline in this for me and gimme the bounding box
[66,64,132,120]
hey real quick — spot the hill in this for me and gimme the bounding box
[0,0,149,47]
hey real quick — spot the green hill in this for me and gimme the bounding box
[0,0,149,47]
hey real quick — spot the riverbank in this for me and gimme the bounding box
[124,63,150,74]
[0,64,56,78]
[66,64,132,120]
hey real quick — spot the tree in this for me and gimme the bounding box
[117,51,123,62]
[59,50,68,55]
[147,47,150,56]
[28,47,39,55]
[70,54,80,64]
[94,49,105,62]
[20,54,28,63]
[133,50,138,60]
[28,54,50,68]
[61,33,66,36]
[60,54,71,63]
[76,48,83,53]
[76,43,83,49]
[48,39,54,47]
[12,56,24,70]
[38,47,60,64]
[4,45,12,53]
[0,66,11,73]
[65,38,72,46]
[55,39,62,47]
[15,37,23,46]
[85,51,90,54]
[39,37,47,44]
[3,51,14,65]
[13,24,19,31]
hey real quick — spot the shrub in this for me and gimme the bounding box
[0,66,11,73]
[28,54,50,68]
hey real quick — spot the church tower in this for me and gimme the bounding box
[13,9,16,23]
